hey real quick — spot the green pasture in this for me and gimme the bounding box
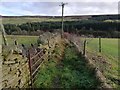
[5,35,38,46]
[84,38,119,88]
[86,38,118,61]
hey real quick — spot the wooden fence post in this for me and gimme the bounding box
[14,40,17,46]
[99,37,101,53]
[83,39,87,56]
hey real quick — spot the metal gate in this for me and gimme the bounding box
[27,47,46,87]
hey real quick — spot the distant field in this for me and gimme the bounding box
[5,35,38,46]
[2,17,61,24]
[1,17,77,24]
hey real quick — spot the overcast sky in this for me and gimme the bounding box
[0,1,119,16]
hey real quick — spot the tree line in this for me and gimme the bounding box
[3,20,120,38]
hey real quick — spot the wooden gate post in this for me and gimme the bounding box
[28,50,33,87]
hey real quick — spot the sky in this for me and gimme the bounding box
[0,0,119,16]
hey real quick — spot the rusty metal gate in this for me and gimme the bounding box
[27,48,46,87]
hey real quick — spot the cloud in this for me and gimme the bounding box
[0,2,118,16]
[64,2,118,15]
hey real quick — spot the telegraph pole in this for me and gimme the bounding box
[59,2,67,38]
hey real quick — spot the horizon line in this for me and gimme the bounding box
[0,13,119,17]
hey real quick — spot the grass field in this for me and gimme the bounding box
[2,17,77,24]
[2,17,61,24]
[85,38,119,88]
[86,38,118,61]
[5,35,38,46]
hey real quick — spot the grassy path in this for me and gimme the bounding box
[34,40,100,88]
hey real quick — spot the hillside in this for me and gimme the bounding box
[1,14,119,24]
[1,14,120,38]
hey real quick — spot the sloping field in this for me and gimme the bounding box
[1,16,82,24]
[1,17,69,24]
[85,38,119,88]
[2,17,61,24]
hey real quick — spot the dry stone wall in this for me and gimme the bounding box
[1,32,61,89]
[66,34,112,89]
[2,49,30,88]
